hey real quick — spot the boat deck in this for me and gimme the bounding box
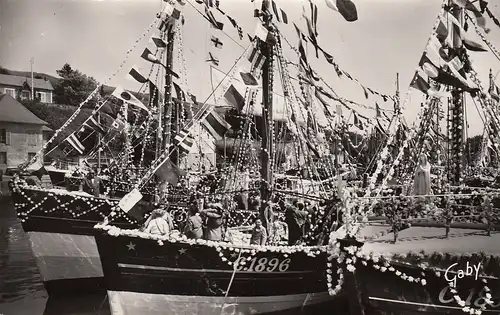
[358,225,500,255]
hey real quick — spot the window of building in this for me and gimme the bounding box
[0,152,6,165]
[0,129,6,144]
[36,91,50,103]
[28,152,36,160]
[4,88,16,98]
[21,90,30,100]
[26,131,38,146]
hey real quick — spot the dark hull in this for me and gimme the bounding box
[357,259,500,314]
[10,185,140,296]
[95,232,343,315]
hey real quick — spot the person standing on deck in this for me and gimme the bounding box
[285,204,308,245]
[84,169,102,197]
[142,208,174,236]
[184,201,203,239]
[201,203,224,241]
[250,219,267,245]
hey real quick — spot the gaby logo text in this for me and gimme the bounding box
[444,262,481,287]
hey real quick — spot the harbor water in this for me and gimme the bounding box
[0,195,110,315]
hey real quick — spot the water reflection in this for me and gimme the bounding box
[43,295,110,315]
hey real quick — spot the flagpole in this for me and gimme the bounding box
[162,26,176,162]
[30,57,34,100]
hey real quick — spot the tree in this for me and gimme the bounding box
[53,63,98,106]
[0,66,10,75]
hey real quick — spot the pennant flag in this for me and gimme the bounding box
[159,2,181,20]
[173,129,195,154]
[353,113,363,130]
[84,116,106,134]
[201,111,232,140]
[301,12,319,58]
[204,0,215,7]
[376,120,388,137]
[299,128,320,158]
[151,35,167,49]
[172,82,186,102]
[324,0,358,22]
[207,52,219,66]
[141,48,179,79]
[247,46,266,74]
[308,0,318,36]
[435,20,449,44]
[240,72,259,86]
[65,133,85,155]
[205,6,224,30]
[465,1,489,32]
[293,23,309,68]
[223,85,245,110]
[211,35,223,48]
[271,0,288,24]
[112,86,150,112]
[176,0,186,6]
[254,22,276,45]
[128,66,148,84]
[442,11,487,51]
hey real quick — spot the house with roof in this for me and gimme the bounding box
[0,73,54,103]
[0,94,50,171]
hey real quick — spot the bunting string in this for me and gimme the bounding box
[21,17,160,170]
[466,13,500,63]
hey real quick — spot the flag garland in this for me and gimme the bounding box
[291,27,394,102]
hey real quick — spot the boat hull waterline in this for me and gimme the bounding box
[95,232,341,315]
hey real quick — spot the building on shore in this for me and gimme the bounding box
[0,73,54,104]
[0,94,50,172]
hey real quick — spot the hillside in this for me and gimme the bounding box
[0,68,117,95]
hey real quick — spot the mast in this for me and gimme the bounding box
[449,0,465,185]
[490,69,495,93]
[30,58,34,100]
[259,0,274,228]
[97,111,101,169]
[163,28,177,164]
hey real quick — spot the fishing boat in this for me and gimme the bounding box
[330,0,500,313]
[88,0,379,313]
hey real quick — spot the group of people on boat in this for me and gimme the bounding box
[141,190,323,247]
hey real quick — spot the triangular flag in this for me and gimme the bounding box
[271,0,288,24]
[324,0,358,22]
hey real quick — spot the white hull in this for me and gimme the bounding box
[108,290,334,315]
[27,231,103,282]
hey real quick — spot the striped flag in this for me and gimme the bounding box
[490,84,500,102]
[271,1,288,24]
[65,133,85,155]
[247,46,266,74]
[201,111,231,140]
[84,116,106,134]
[173,129,195,154]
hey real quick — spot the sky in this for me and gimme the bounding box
[0,0,499,136]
